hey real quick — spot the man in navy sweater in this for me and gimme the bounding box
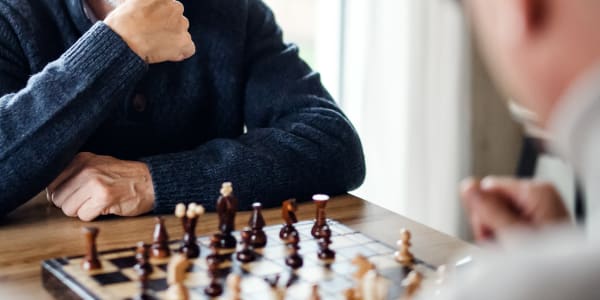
[0,0,365,221]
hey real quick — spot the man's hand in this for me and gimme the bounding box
[104,0,195,63]
[461,176,570,242]
[47,152,155,221]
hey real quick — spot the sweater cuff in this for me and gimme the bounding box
[140,154,207,214]
[62,22,146,83]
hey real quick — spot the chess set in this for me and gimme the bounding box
[42,183,443,300]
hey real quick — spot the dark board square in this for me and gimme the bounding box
[109,256,137,269]
[92,271,130,285]
[147,278,169,291]
[157,263,168,272]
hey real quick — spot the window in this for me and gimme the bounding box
[263,0,344,102]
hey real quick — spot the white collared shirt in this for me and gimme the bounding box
[548,63,600,237]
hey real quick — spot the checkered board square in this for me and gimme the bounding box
[41,220,436,300]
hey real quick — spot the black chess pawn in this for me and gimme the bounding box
[81,227,102,271]
[133,265,152,300]
[236,229,256,263]
[284,231,303,270]
[134,242,153,276]
[216,183,238,249]
[204,259,223,297]
[151,217,170,258]
[206,237,224,267]
[317,225,335,263]
[279,199,299,240]
[133,242,153,300]
[248,202,267,248]
[311,195,329,238]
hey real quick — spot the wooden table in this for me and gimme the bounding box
[0,193,475,299]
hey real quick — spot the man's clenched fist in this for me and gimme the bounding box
[104,0,196,63]
[46,152,156,221]
[461,177,570,242]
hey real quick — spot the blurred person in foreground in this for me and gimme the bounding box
[435,0,600,299]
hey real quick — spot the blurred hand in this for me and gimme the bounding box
[104,0,195,63]
[47,152,155,221]
[461,176,569,242]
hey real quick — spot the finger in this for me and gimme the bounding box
[47,152,93,194]
[77,198,107,222]
[177,36,195,61]
[52,170,96,208]
[60,180,96,217]
[471,213,494,241]
[460,177,481,211]
[472,191,524,233]
[180,16,189,30]
[480,176,529,202]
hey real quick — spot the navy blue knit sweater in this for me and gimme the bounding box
[0,0,365,216]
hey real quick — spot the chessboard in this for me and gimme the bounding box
[42,220,437,300]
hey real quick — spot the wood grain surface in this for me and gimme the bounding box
[0,193,475,299]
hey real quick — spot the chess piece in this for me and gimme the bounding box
[317,225,335,263]
[311,194,329,238]
[344,288,359,300]
[394,229,414,266]
[279,199,299,240]
[362,269,389,300]
[248,202,267,248]
[351,254,376,299]
[81,227,102,271]
[176,203,204,258]
[284,231,303,269]
[436,265,447,285]
[236,229,256,263]
[165,254,190,300]
[309,284,321,300]
[226,273,242,300]
[215,182,238,249]
[265,275,285,300]
[133,243,153,300]
[204,256,223,297]
[206,236,224,266]
[401,270,423,300]
[134,242,153,276]
[151,217,171,258]
[134,266,152,300]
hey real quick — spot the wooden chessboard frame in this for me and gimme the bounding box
[41,220,436,300]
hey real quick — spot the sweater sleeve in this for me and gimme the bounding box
[140,0,365,212]
[0,21,147,216]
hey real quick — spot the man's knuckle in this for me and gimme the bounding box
[173,1,184,14]
[96,183,110,197]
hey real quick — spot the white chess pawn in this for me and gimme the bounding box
[395,229,414,265]
[401,270,423,300]
[436,265,447,285]
[226,273,242,300]
[361,269,389,300]
[165,254,190,300]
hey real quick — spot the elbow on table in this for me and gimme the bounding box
[318,123,366,195]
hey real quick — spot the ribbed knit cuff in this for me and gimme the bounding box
[140,154,210,214]
[62,22,146,85]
